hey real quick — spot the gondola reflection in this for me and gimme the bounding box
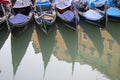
[56,20,78,74]
[0,19,120,80]
[106,21,120,46]
[11,23,34,75]
[0,23,10,49]
[35,23,56,76]
[79,21,104,57]
[31,21,120,80]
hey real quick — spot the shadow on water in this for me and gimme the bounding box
[106,21,120,46]
[0,23,10,50]
[35,23,56,76]
[79,21,104,58]
[56,21,78,74]
[11,22,34,75]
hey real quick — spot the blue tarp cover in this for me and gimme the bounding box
[9,13,29,24]
[60,10,74,22]
[36,0,50,8]
[88,0,106,7]
[36,0,49,4]
[107,7,120,17]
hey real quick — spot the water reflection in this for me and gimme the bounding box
[100,21,120,80]
[35,23,56,75]
[0,20,120,80]
[78,22,104,79]
[0,23,10,49]
[11,23,34,75]
[78,21,106,79]
[56,21,78,74]
[106,22,120,46]
[78,21,120,80]
[79,21,104,57]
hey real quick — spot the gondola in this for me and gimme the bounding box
[8,0,33,29]
[34,0,56,34]
[88,0,120,22]
[55,1,79,31]
[78,9,107,28]
[0,0,10,29]
[11,21,34,75]
[73,1,107,28]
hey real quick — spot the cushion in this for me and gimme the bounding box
[9,13,29,24]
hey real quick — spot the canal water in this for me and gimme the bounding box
[0,21,120,80]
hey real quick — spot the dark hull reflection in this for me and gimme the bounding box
[0,23,10,49]
[35,23,56,74]
[106,21,120,46]
[56,21,78,74]
[11,23,34,75]
[11,20,33,37]
[80,21,104,57]
[11,26,27,37]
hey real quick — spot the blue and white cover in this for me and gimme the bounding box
[82,9,103,20]
[60,10,74,22]
[36,0,51,8]
[9,13,29,24]
[88,0,106,7]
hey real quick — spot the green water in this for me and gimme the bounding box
[0,21,120,80]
